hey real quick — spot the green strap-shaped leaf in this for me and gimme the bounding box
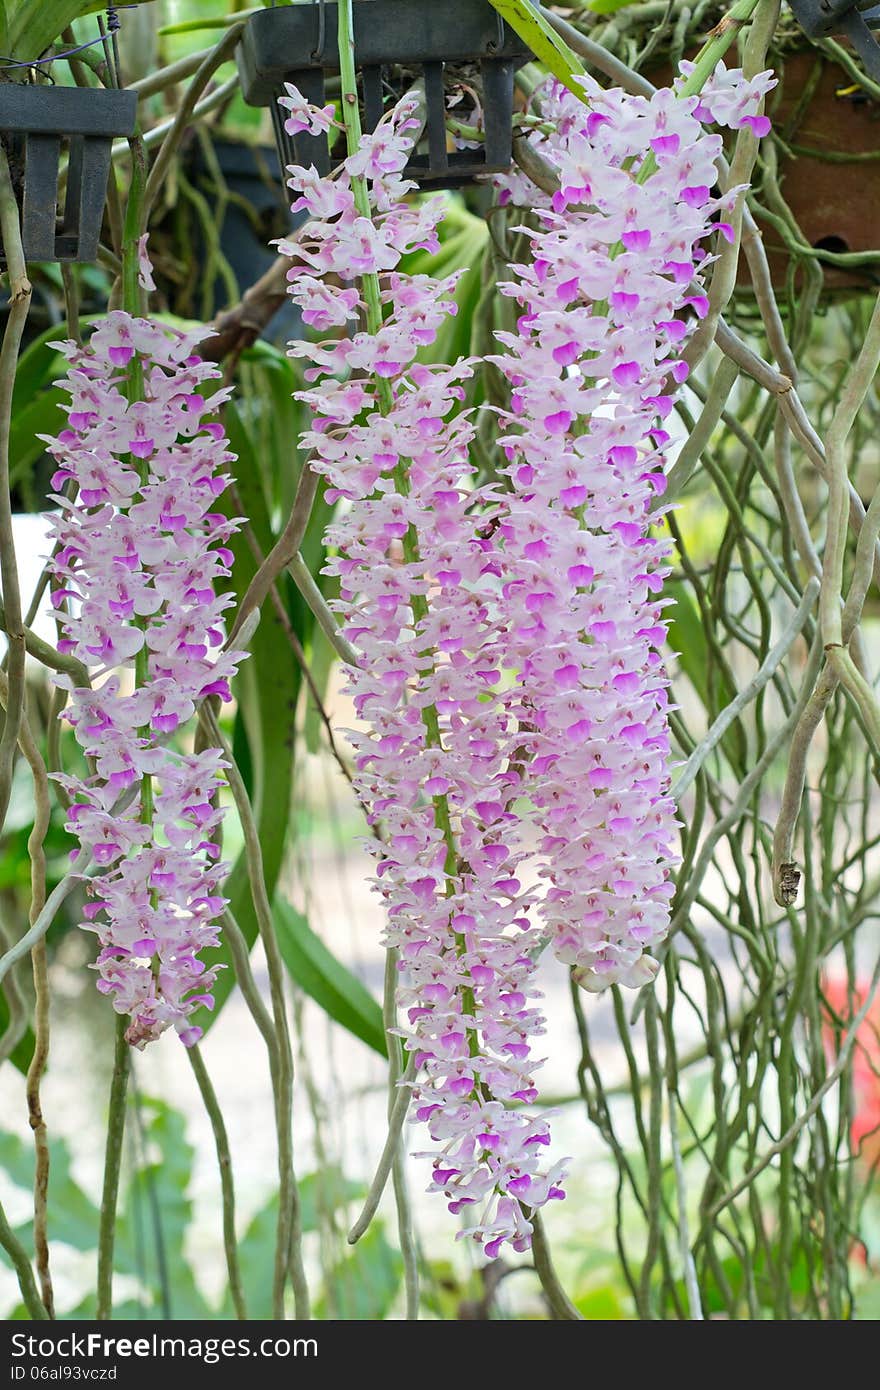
[274,898,387,1058]
[113,1096,212,1319]
[195,373,334,1031]
[222,1170,366,1318]
[6,2,139,62]
[666,580,747,775]
[486,0,590,103]
[586,0,641,12]
[0,991,34,1076]
[9,390,66,493]
[315,1223,403,1320]
[194,400,302,1028]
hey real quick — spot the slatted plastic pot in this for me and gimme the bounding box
[0,83,137,263]
[237,0,531,189]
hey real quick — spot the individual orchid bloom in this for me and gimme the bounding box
[136,234,156,292]
[45,313,246,1049]
[679,59,776,136]
[278,79,338,138]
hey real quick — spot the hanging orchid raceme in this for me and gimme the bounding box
[43,307,245,1049]
[489,63,775,992]
[278,91,567,1256]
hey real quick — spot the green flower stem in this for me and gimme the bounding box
[520,1,767,333]
[683,0,779,370]
[96,1014,130,1321]
[336,4,460,883]
[337,0,483,1201]
[95,134,148,1325]
[121,139,153,807]
[676,0,764,97]
[336,1,393,415]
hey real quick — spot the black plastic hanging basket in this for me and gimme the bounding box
[0,83,137,263]
[237,0,532,189]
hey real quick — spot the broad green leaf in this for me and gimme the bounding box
[575,1283,628,1319]
[63,1295,147,1321]
[220,1168,366,1318]
[0,1129,34,1191]
[226,1193,277,1319]
[0,1129,100,1255]
[486,0,589,103]
[194,401,301,1028]
[0,992,34,1075]
[9,389,66,490]
[274,898,387,1058]
[316,1223,402,1320]
[11,321,68,413]
[666,580,747,774]
[114,1095,212,1319]
[6,3,147,63]
[303,622,337,755]
[587,0,642,12]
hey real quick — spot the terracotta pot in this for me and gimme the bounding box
[647,45,880,293]
[756,48,880,291]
